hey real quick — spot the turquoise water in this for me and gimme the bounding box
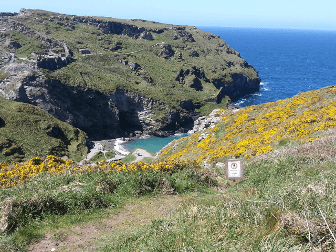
[122,134,187,153]
[124,28,336,151]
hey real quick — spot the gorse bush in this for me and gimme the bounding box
[102,155,336,251]
[159,85,336,163]
[0,155,215,189]
[0,156,217,234]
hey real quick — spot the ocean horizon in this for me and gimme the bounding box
[122,26,336,152]
[200,26,336,107]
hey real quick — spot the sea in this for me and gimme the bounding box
[201,27,336,107]
[122,27,336,152]
[122,134,187,153]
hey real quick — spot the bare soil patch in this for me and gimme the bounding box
[27,195,184,252]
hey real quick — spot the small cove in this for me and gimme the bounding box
[121,134,187,153]
[118,28,336,153]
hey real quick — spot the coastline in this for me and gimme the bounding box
[114,138,131,155]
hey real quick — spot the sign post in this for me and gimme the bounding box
[225,159,243,181]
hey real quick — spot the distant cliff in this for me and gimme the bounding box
[0,9,260,140]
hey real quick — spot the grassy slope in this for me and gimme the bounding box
[2,87,336,250]
[2,9,259,112]
[158,85,336,163]
[0,97,87,162]
[2,135,336,251]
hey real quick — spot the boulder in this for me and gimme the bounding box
[189,77,203,91]
[139,31,153,40]
[4,39,21,49]
[128,62,141,71]
[159,44,175,58]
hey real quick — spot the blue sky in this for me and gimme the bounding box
[2,0,336,30]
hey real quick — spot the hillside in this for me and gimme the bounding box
[2,87,336,250]
[0,9,260,140]
[157,85,336,163]
[0,97,87,162]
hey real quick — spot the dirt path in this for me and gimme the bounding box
[27,195,185,252]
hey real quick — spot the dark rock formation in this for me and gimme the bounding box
[0,70,196,139]
[180,101,203,111]
[214,73,260,103]
[4,39,21,49]
[175,30,195,42]
[0,12,18,17]
[139,31,153,40]
[79,49,91,54]
[158,44,175,58]
[176,66,209,84]
[44,125,68,143]
[64,15,154,40]
[190,51,199,57]
[36,55,72,70]
[0,116,5,128]
[189,77,203,91]
[128,62,141,71]
[110,42,122,51]
[191,66,209,82]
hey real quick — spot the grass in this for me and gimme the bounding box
[3,144,336,251]
[2,110,336,250]
[121,153,137,164]
[96,150,336,251]
[3,9,336,251]
[142,157,153,163]
[158,85,336,163]
[0,97,87,163]
[0,69,10,81]
[0,160,216,251]
[90,151,115,163]
[4,9,260,117]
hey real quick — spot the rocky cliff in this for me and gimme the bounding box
[0,9,260,140]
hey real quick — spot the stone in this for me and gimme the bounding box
[128,62,140,71]
[110,42,122,51]
[198,133,208,142]
[215,162,225,168]
[175,52,182,59]
[158,44,175,58]
[189,77,203,91]
[4,39,21,49]
[79,49,90,54]
[190,51,199,57]
[139,31,153,40]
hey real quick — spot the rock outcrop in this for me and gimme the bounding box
[187,108,227,134]
[214,73,260,103]
[0,9,261,142]
[0,57,195,140]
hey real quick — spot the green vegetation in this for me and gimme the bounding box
[2,136,336,250]
[0,161,215,251]
[141,157,154,163]
[103,153,336,251]
[3,9,336,251]
[0,97,87,162]
[196,96,230,115]
[90,151,106,163]
[159,86,336,163]
[121,153,137,164]
[0,69,10,81]
[2,9,259,116]
[90,151,115,163]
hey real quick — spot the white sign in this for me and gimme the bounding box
[225,159,243,180]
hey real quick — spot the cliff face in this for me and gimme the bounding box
[0,55,196,139]
[0,9,260,140]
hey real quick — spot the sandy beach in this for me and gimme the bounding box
[114,138,130,155]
